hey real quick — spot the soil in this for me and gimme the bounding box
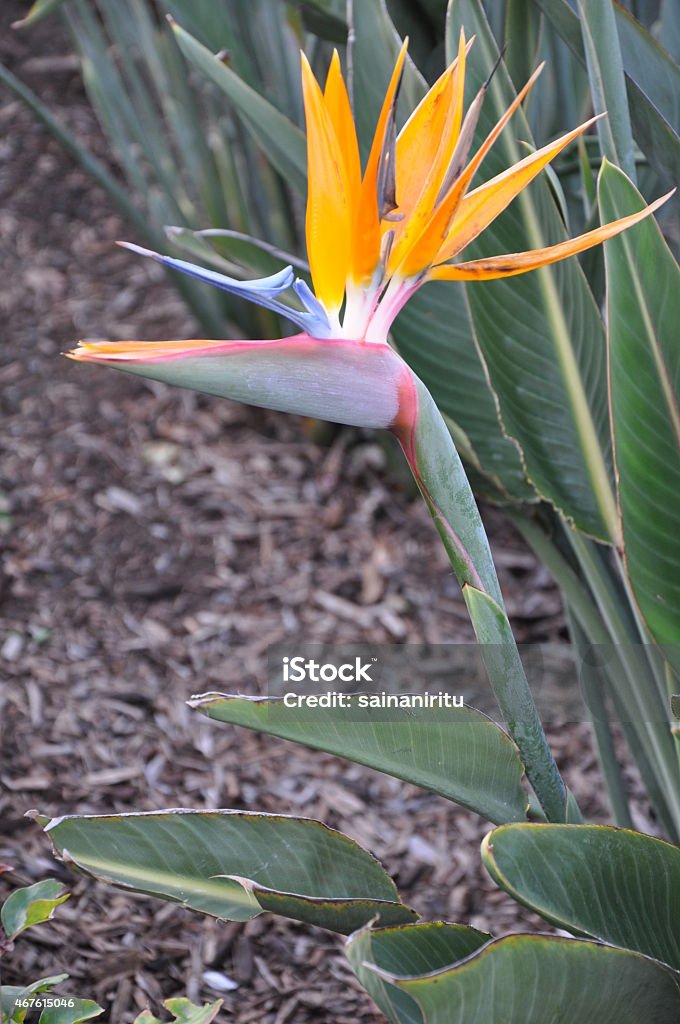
[0,4,654,1022]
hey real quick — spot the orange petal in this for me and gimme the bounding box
[388,30,469,274]
[66,339,241,361]
[301,52,352,314]
[351,41,408,284]
[428,190,673,281]
[396,62,544,278]
[435,113,602,263]
[324,50,361,207]
[394,31,471,219]
[442,63,544,218]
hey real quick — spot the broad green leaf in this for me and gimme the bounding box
[599,162,680,665]
[362,932,680,1023]
[11,0,68,29]
[462,585,567,823]
[189,692,528,824]
[132,997,222,1024]
[1,977,68,1024]
[39,999,104,1024]
[346,922,490,1024]
[1,880,69,941]
[43,810,415,934]
[483,823,680,970]
[351,0,533,501]
[447,0,617,541]
[170,21,307,194]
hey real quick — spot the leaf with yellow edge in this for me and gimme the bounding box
[42,810,416,934]
[355,932,680,1024]
[132,998,222,1024]
[1,880,69,941]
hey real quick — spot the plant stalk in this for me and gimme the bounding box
[395,378,568,823]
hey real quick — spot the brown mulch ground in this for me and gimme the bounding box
[0,5,654,1022]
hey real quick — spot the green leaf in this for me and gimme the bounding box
[1,977,68,1024]
[39,999,104,1024]
[189,692,527,824]
[661,0,680,64]
[576,0,636,180]
[482,823,680,970]
[1,880,69,941]
[346,922,491,1024]
[672,695,680,720]
[170,21,307,194]
[288,0,347,44]
[446,0,617,541]
[43,810,415,934]
[535,0,680,187]
[360,932,680,1023]
[11,0,68,29]
[132,997,222,1024]
[598,161,680,666]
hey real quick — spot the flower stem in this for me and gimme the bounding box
[394,376,567,822]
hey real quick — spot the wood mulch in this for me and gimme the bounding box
[0,4,654,1021]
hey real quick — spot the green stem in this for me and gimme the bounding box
[396,379,568,823]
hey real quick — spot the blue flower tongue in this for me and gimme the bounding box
[118,242,333,338]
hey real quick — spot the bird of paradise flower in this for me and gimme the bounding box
[67,32,672,822]
[69,32,669,434]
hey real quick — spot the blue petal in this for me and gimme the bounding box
[119,243,332,337]
[293,278,330,323]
